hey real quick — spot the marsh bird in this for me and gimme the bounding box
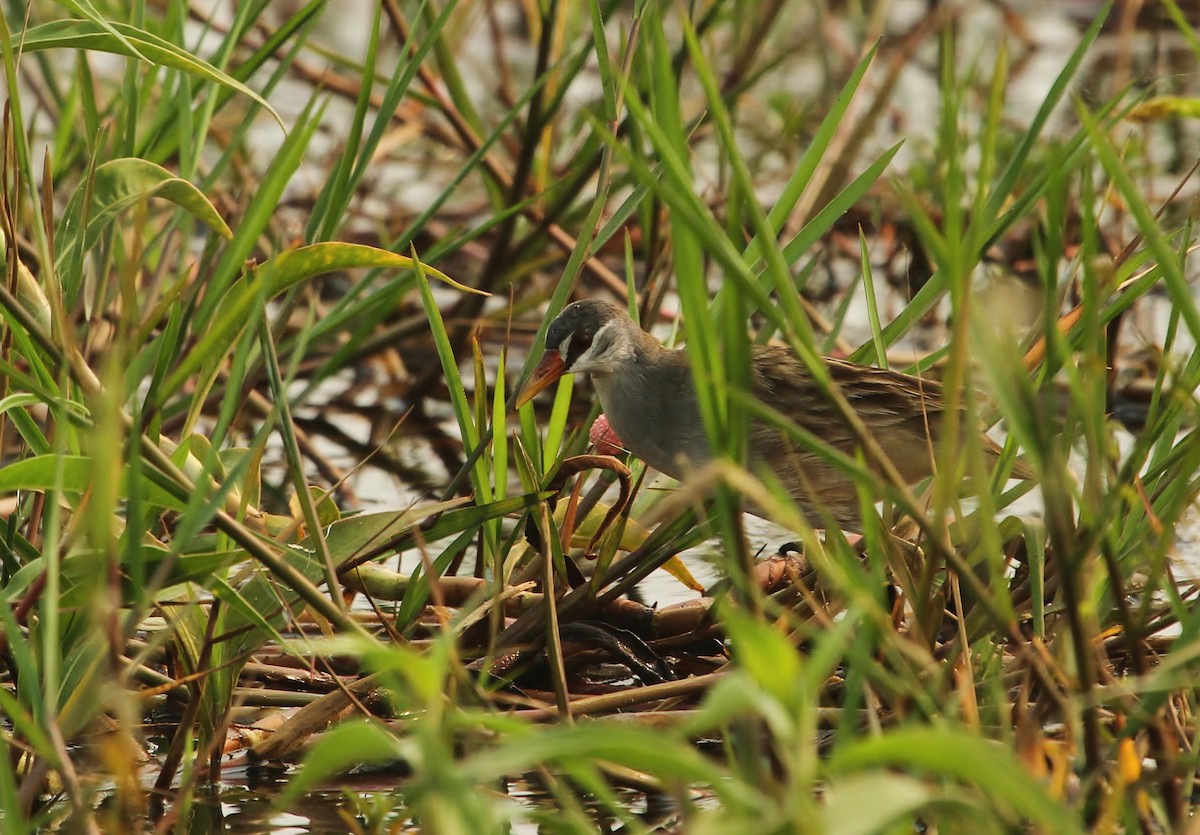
[516,299,1032,528]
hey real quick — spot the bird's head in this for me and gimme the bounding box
[516,300,639,406]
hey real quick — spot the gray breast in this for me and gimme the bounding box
[589,353,710,479]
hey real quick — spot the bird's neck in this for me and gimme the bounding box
[589,340,686,428]
[587,341,703,479]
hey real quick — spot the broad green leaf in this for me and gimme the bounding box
[52,0,150,62]
[317,497,472,562]
[257,244,482,298]
[277,720,405,807]
[460,723,744,801]
[57,158,232,293]
[21,19,280,125]
[821,772,939,835]
[289,485,341,531]
[722,608,802,704]
[0,454,184,510]
[81,158,232,244]
[318,494,547,568]
[830,729,1082,832]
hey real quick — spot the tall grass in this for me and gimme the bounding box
[0,1,1198,832]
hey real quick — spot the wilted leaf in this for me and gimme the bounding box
[1127,96,1200,122]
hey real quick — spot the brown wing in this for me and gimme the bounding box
[748,347,947,480]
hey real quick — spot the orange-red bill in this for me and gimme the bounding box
[515,352,567,407]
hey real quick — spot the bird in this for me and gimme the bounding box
[516,298,1032,528]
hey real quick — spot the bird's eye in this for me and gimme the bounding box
[560,328,593,369]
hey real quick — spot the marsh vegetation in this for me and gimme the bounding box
[2,1,1200,832]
